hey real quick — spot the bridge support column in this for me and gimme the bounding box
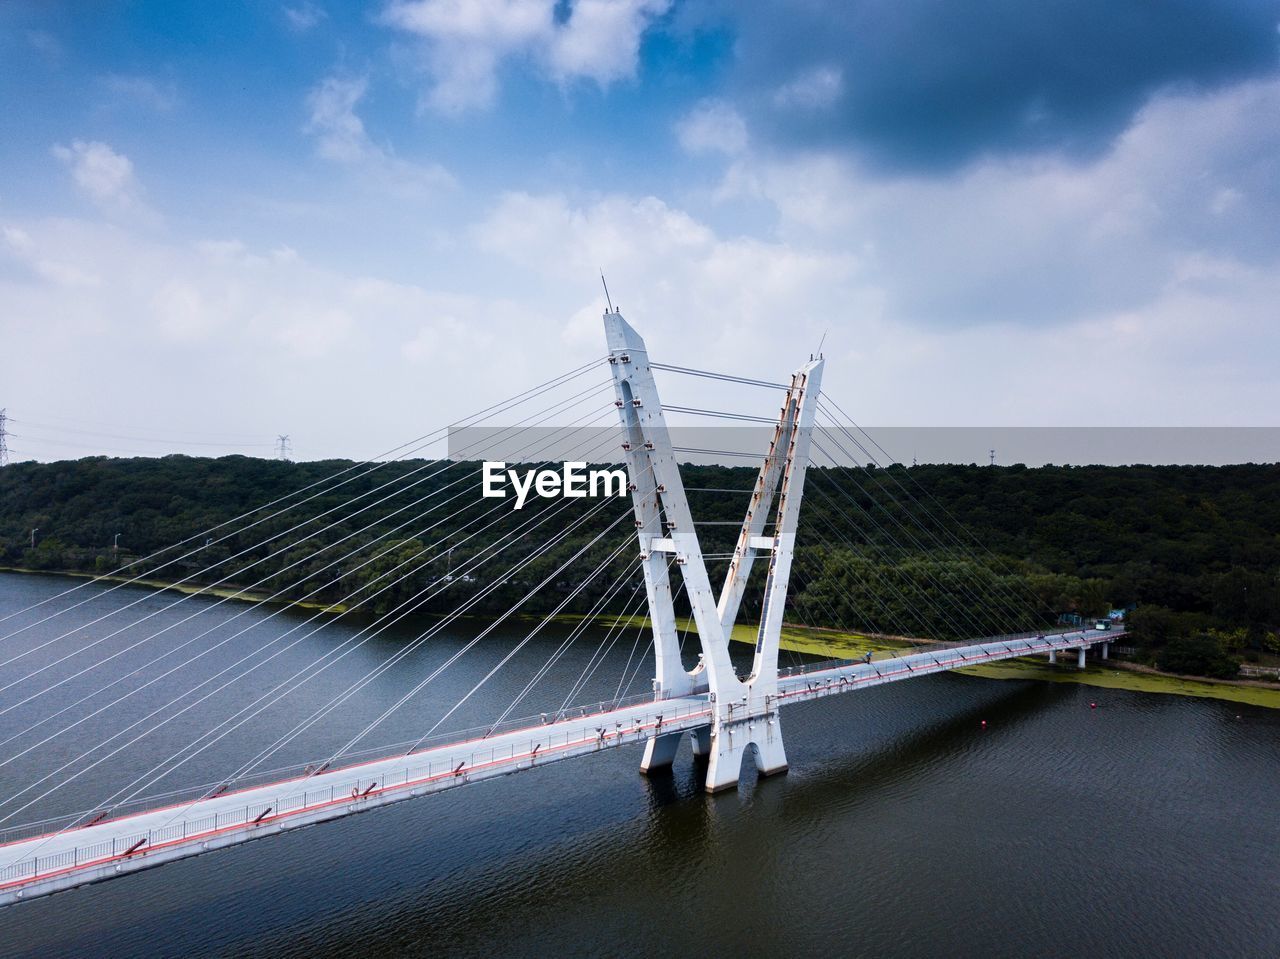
[705,722,788,794]
[1048,649,1057,664]
[639,731,684,774]
[690,726,711,759]
[1101,642,1109,660]
[607,310,819,791]
[1077,646,1087,669]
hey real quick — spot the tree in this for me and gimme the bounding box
[1156,635,1240,679]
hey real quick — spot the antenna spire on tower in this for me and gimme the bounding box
[600,271,614,313]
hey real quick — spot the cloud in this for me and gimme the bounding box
[471,190,863,361]
[9,6,1279,461]
[715,0,1280,170]
[380,0,549,113]
[453,71,1280,426]
[304,75,454,194]
[306,76,375,163]
[460,181,1279,429]
[772,66,842,111]
[283,3,327,31]
[544,0,672,86]
[2,225,100,288]
[100,74,179,112]
[714,78,1280,329]
[676,99,748,155]
[51,140,150,216]
[25,29,63,64]
[4,142,1278,469]
[0,215,530,460]
[380,0,671,113]
[401,311,491,364]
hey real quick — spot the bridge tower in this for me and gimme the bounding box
[605,311,823,792]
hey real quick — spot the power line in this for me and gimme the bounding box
[9,418,275,448]
[7,410,272,442]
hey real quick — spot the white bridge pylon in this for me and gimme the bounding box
[605,311,823,792]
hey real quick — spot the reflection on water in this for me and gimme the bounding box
[0,573,1277,959]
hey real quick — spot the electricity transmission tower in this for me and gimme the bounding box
[0,409,8,466]
[275,434,292,462]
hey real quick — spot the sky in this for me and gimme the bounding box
[2,0,1278,462]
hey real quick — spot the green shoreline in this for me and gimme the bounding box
[5,568,1276,709]
[562,613,1280,710]
[0,566,348,613]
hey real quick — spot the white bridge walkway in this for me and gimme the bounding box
[0,626,1120,905]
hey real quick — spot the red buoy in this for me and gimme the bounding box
[980,719,987,729]
[1090,702,1097,709]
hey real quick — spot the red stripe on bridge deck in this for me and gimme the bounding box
[0,695,688,855]
[4,635,1101,894]
[0,706,713,895]
[777,637,1090,701]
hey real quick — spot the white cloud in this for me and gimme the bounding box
[283,2,327,31]
[4,144,1278,471]
[151,279,218,341]
[381,0,559,113]
[100,74,179,112]
[275,305,353,357]
[676,99,748,156]
[471,190,864,362]
[380,0,671,113]
[0,214,573,461]
[25,30,62,63]
[306,76,375,163]
[10,71,1279,468]
[713,77,1280,330]
[2,225,100,288]
[304,75,454,194]
[402,311,492,364]
[545,0,671,86]
[51,140,150,217]
[464,112,1280,427]
[1209,186,1242,216]
[773,66,843,111]
[2,226,33,255]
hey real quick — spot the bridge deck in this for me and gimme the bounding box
[775,628,1122,704]
[0,627,1119,906]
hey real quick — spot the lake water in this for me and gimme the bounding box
[0,572,1277,958]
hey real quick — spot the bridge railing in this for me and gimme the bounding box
[0,692,717,887]
[0,687,676,852]
[778,626,1124,680]
[0,735,441,850]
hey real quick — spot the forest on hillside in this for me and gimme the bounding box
[1,455,1277,680]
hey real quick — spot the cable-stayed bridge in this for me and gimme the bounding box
[0,312,1121,906]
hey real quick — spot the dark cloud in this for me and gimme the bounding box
[720,0,1280,169]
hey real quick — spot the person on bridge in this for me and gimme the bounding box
[864,651,873,665]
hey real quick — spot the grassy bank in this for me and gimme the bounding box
[572,613,1280,709]
[953,654,1280,708]
[781,623,1280,709]
[0,566,348,613]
